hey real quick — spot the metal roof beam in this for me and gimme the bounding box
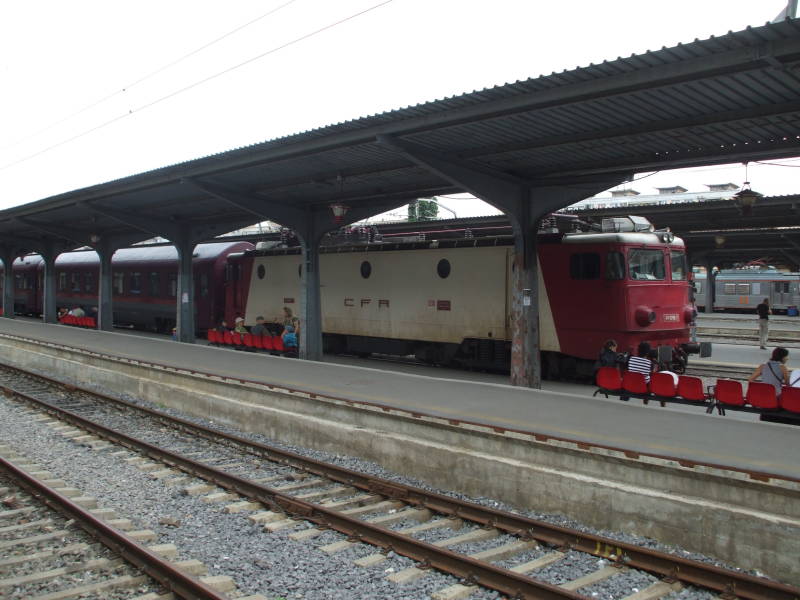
[84,204,182,241]
[14,217,94,248]
[184,179,407,233]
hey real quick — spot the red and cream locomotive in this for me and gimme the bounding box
[225,215,704,377]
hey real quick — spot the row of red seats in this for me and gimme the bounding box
[207,329,296,355]
[59,315,97,328]
[594,366,800,416]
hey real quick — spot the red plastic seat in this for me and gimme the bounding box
[223,330,234,346]
[746,382,779,410]
[231,332,242,346]
[80,317,90,327]
[594,367,622,392]
[650,372,677,398]
[621,371,649,395]
[251,334,263,350]
[677,375,707,403]
[715,379,745,407]
[207,330,218,345]
[272,335,285,353]
[242,333,253,348]
[779,387,800,413]
[261,335,274,351]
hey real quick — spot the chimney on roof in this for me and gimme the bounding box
[656,186,688,195]
[610,189,640,197]
[706,182,739,192]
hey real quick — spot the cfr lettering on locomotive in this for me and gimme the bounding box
[344,298,390,308]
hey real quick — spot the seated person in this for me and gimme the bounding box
[250,316,267,337]
[233,316,248,334]
[596,339,623,369]
[749,347,789,395]
[69,306,85,318]
[215,320,230,333]
[790,368,800,388]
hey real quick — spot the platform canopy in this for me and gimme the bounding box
[0,19,799,251]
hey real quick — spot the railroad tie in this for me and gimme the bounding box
[619,580,683,600]
[509,551,565,574]
[560,564,626,591]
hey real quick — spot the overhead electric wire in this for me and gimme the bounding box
[0,0,395,174]
[2,0,298,151]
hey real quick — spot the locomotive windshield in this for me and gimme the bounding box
[628,249,665,280]
[670,251,687,280]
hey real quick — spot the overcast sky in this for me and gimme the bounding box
[1,0,797,220]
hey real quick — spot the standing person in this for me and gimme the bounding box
[749,347,789,395]
[757,298,771,349]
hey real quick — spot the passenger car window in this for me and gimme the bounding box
[628,249,665,280]
[670,251,687,280]
[569,253,600,280]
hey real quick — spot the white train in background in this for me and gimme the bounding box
[694,267,800,313]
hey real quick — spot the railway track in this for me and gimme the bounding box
[0,449,230,600]
[0,364,797,600]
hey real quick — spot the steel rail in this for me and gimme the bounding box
[0,455,228,600]
[3,370,800,600]
[2,385,586,600]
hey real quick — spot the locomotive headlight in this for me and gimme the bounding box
[635,306,657,326]
[660,232,675,243]
[684,306,697,323]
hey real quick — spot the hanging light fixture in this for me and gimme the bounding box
[329,203,349,224]
[733,163,763,215]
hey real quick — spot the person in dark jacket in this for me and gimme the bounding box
[597,339,622,369]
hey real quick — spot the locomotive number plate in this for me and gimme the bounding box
[663,314,679,322]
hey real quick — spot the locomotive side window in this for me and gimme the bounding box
[199,273,209,297]
[437,259,451,279]
[569,253,600,280]
[85,272,94,293]
[58,272,67,292]
[605,252,625,280]
[168,274,177,298]
[257,264,266,280]
[70,273,81,292]
[149,272,160,297]
[670,251,687,280]
[628,249,665,280]
[360,261,372,279]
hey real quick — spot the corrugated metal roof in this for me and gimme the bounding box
[1,19,798,256]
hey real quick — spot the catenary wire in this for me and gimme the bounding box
[0,0,394,174]
[1,0,298,151]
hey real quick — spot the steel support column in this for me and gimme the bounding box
[96,244,115,331]
[175,233,197,344]
[41,253,58,324]
[293,224,325,361]
[0,248,17,319]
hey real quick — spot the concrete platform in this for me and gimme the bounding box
[1,318,798,480]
